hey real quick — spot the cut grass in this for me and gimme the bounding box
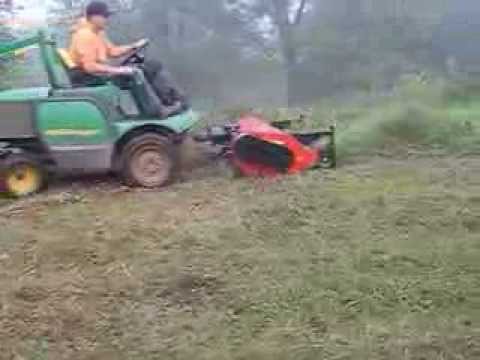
[0,156,479,360]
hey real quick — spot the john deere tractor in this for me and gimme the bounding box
[0,31,198,197]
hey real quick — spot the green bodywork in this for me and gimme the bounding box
[0,35,40,57]
[114,110,199,137]
[36,100,198,146]
[0,30,199,173]
[0,87,49,101]
[37,101,111,146]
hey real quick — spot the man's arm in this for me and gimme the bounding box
[105,36,147,58]
[84,62,133,75]
[105,40,132,58]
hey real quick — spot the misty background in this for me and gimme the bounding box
[1,0,480,110]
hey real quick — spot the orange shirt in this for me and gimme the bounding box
[68,18,123,72]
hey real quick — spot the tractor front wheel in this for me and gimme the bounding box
[120,133,176,188]
[1,154,46,198]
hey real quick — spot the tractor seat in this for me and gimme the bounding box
[56,48,107,87]
[54,48,140,116]
[57,48,76,70]
[54,47,153,117]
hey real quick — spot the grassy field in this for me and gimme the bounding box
[1,79,479,359]
[1,154,479,360]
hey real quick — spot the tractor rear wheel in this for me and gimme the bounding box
[120,133,176,188]
[1,154,46,198]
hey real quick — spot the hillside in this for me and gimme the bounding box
[0,153,479,360]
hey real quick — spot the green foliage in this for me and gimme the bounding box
[309,79,480,158]
[295,9,444,102]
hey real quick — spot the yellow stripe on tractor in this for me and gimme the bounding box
[44,129,101,137]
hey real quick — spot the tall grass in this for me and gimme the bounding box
[311,78,480,158]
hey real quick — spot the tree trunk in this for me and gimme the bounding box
[277,24,297,106]
[271,0,307,106]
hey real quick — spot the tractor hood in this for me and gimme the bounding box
[0,87,49,102]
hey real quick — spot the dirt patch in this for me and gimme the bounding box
[157,273,223,307]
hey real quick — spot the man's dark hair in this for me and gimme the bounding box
[86,1,114,19]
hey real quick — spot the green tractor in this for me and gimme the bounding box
[0,31,199,197]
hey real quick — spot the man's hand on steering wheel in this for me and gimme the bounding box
[131,38,149,51]
[113,66,137,75]
[122,38,150,66]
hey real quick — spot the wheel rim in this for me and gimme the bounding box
[131,147,171,188]
[5,164,42,197]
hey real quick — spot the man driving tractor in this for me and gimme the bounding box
[66,1,185,117]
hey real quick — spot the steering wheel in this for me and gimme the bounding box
[121,39,150,66]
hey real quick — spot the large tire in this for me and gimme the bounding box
[120,133,176,188]
[0,154,46,198]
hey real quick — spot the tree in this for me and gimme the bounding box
[48,0,133,28]
[44,0,454,106]
[132,0,279,105]
[432,0,480,74]
[271,0,309,105]
[227,0,311,105]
